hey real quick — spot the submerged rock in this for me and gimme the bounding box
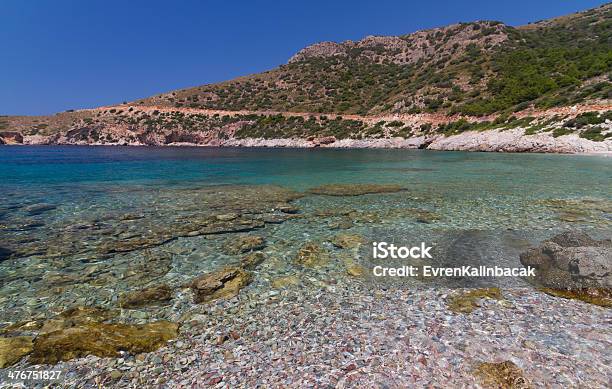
[519,231,611,306]
[40,306,118,335]
[549,230,607,247]
[224,235,266,255]
[538,287,612,308]
[119,284,173,308]
[313,208,354,217]
[415,210,441,224]
[190,266,252,303]
[0,320,43,336]
[276,203,299,214]
[0,246,13,261]
[331,234,366,249]
[271,275,300,289]
[115,250,173,287]
[328,218,354,230]
[24,203,56,216]
[446,288,503,313]
[307,183,404,196]
[295,242,329,267]
[542,198,612,224]
[9,185,301,260]
[215,213,238,221]
[30,321,178,364]
[0,336,33,368]
[346,263,367,277]
[473,360,531,389]
[241,252,266,270]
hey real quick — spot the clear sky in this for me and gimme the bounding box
[1,0,608,115]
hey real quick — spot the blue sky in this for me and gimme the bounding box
[1,0,608,115]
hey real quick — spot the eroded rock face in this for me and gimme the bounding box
[0,131,23,144]
[119,284,173,308]
[224,235,266,255]
[295,243,329,267]
[190,267,252,303]
[520,231,611,306]
[29,321,178,365]
[0,336,33,368]
[307,184,404,196]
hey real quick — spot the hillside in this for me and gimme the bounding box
[1,3,611,152]
[137,3,611,116]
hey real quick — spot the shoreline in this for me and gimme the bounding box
[3,132,611,156]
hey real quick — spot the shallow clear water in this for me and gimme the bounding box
[0,146,610,323]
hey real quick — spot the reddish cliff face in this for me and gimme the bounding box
[0,131,24,144]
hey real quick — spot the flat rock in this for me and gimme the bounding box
[275,204,299,214]
[307,183,404,196]
[447,288,503,314]
[30,321,178,364]
[215,213,238,221]
[0,336,34,368]
[331,234,366,249]
[224,235,266,255]
[328,218,354,230]
[24,203,56,216]
[119,284,173,308]
[346,263,367,277]
[241,252,266,270]
[473,360,532,389]
[190,266,252,303]
[40,306,118,335]
[295,242,329,267]
[271,275,300,289]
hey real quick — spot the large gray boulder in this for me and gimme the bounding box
[520,231,611,290]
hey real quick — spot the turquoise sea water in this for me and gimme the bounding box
[0,146,610,323]
[2,146,611,193]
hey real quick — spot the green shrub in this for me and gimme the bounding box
[552,127,574,137]
[580,126,610,141]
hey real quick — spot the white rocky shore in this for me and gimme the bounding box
[427,128,612,154]
[222,136,426,149]
[223,130,612,154]
[18,131,612,154]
